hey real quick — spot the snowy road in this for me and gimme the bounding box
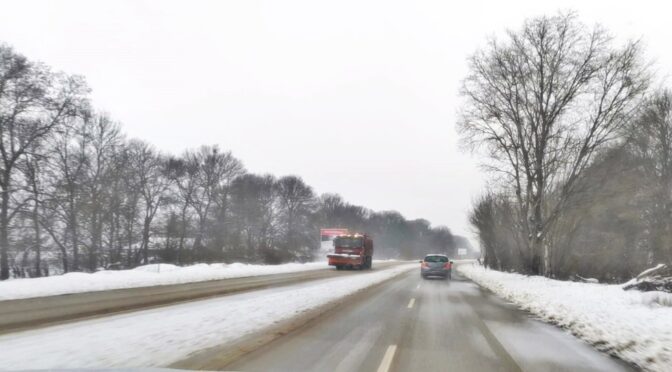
[0,263,415,369]
[0,261,404,332]
[0,264,635,371]
[227,269,634,372]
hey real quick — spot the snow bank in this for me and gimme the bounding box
[0,264,416,369]
[0,262,330,301]
[457,263,672,372]
[0,260,397,301]
[623,264,672,293]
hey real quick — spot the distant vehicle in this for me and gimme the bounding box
[420,254,453,279]
[327,233,374,270]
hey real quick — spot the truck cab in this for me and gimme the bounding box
[327,234,373,270]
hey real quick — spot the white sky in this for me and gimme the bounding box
[0,0,670,239]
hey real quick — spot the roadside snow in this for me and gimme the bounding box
[0,264,415,369]
[457,263,672,372]
[0,262,331,301]
[635,263,667,280]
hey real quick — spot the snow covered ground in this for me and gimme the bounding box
[0,260,391,301]
[0,263,415,369]
[0,262,328,300]
[457,262,672,372]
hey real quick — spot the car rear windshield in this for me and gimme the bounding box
[424,255,448,263]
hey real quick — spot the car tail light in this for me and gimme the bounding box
[444,262,451,269]
[421,262,429,268]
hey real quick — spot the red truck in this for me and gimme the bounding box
[327,233,374,270]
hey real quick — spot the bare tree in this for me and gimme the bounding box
[104,143,134,267]
[275,175,317,260]
[229,174,278,262]
[318,193,369,232]
[430,226,455,257]
[189,146,243,254]
[628,90,672,264]
[469,194,499,269]
[459,12,649,275]
[21,143,46,276]
[45,119,91,272]
[166,154,199,264]
[0,44,88,279]
[210,150,244,254]
[128,140,172,264]
[80,114,122,271]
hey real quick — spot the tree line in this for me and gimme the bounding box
[461,12,672,282]
[0,43,458,280]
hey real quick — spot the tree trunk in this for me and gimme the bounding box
[0,181,10,280]
[89,210,99,271]
[69,196,80,271]
[33,195,42,277]
[218,192,229,256]
[530,185,545,276]
[142,216,151,264]
[543,243,551,277]
[114,212,122,265]
[127,219,135,267]
[178,203,188,265]
[59,244,69,273]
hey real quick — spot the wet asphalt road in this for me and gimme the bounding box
[226,268,633,372]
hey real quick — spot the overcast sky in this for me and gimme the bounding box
[0,0,670,239]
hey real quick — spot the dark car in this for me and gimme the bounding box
[420,254,453,279]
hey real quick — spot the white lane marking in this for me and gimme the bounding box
[376,344,397,372]
[416,284,420,289]
[407,298,415,309]
[332,324,384,372]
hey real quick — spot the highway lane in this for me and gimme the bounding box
[227,268,633,372]
[0,261,404,333]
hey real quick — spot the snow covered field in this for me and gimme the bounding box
[0,261,399,301]
[0,263,415,369]
[457,263,672,372]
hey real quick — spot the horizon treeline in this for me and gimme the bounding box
[0,43,460,280]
